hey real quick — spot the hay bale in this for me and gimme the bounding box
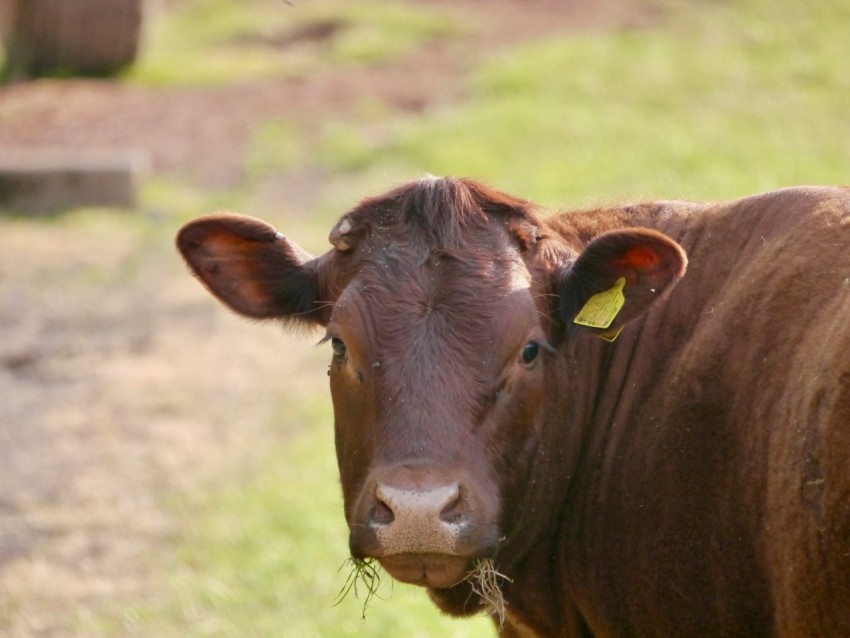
[1,0,145,78]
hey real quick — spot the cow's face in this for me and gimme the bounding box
[177,177,686,606]
[325,243,551,590]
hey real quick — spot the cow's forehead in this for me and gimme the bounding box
[324,176,549,344]
[378,244,526,298]
[330,247,538,345]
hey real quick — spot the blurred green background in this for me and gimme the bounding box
[0,0,847,636]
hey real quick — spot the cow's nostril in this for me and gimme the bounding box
[439,489,466,524]
[370,500,395,526]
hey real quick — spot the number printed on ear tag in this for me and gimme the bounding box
[573,277,626,329]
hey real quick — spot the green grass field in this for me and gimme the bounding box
[52,0,849,635]
[310,0,849,206]
[128,0,462,86]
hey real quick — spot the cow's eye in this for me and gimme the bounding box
[331,337,347,358]
[520,341,540,365]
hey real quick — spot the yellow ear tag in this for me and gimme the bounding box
[573,277,626,330]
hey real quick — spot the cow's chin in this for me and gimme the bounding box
[377,553,471,589]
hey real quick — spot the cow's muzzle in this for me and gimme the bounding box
[349,465,499,588]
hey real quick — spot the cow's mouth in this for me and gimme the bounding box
[377,553,472,589]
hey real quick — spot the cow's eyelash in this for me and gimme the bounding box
[538,340,558,355]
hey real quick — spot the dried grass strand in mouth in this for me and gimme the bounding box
[335,556,510,625]
[334,557,384,619]
[462,557,512,628]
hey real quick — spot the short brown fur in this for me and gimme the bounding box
[177,179,850,637]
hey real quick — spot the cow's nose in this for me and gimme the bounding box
[370,482,468,554]
[374,482,462,525]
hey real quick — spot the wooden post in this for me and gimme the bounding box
[0,150,149,214]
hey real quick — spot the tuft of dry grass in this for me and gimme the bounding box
[462,557,512,628]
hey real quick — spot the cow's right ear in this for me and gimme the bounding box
[176,214,331,326]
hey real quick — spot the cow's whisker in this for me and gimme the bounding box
[334,557,384,619]
[463,558,512,628]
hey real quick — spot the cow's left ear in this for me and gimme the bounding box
[558,229,687,339]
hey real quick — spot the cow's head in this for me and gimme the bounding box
[177,177,686,616]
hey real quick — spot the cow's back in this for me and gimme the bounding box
[554,187,850,636]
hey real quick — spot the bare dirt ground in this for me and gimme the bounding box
[0,1,656,635]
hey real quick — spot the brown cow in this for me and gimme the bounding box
[177,177,850,637]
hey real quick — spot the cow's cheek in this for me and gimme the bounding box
[330,372,377,518]
[490,379,548,534]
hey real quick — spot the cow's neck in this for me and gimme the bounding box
[499,515,594,637]
[497,201,708,635]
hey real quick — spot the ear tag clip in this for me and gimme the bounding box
[574,277,626,332]
[597,325,624,342]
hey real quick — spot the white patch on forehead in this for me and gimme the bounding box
[507,260,532,292]
[486,259,530,289]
